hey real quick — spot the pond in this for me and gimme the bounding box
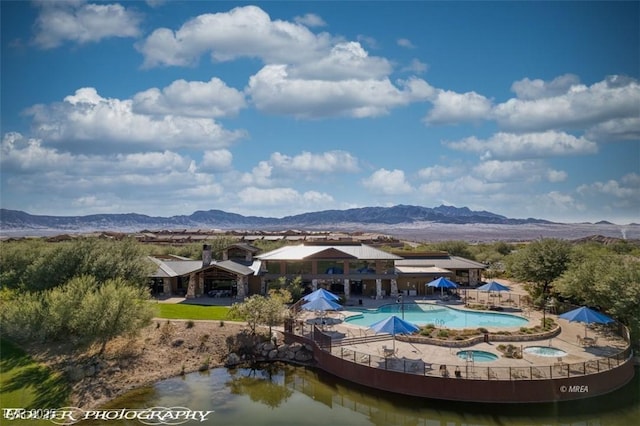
[89,364,640,426]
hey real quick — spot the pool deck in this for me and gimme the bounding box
[159,282,630,371]
[297,294,629,371]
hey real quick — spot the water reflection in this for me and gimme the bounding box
[227,367,293,408]
[93,364,639,426]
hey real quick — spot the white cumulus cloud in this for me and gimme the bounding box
[425,90,492,125]
[493,75,640,133]
[269,151,360,174]
[132,78,246,118]
[446,131,598,160]
[362,169,413,195]
[247,65,433,118]
[137,5,331,67]
[33,1,141,49]
[25,87,246,153]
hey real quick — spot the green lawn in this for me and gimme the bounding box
[0,338,71,426]
[154,303,232,320]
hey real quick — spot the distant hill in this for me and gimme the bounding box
[1,204,553,233]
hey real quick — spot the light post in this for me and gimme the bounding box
[397,294,405,320]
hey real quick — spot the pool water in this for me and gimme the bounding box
[345,303,528,328]
[523,346,568,357]
[457,350,499,362]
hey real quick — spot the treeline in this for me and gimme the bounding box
[504,239,640,346]
[1,236,638,349]
[0,237,156,352]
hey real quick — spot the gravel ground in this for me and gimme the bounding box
[24,320,248,409]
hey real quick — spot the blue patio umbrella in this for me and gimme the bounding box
[476,281,511,292]
[476,281,510,302]
[426,277,458,296]
[302,288,340,302]
[368,315,419,351]
[559,306,614,337]
[301,296,342,312]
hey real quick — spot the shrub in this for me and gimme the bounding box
[186,320,195,329]
[199,356,211,372]
[159,321,175,344]
[437,329,450,339]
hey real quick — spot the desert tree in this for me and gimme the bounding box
[1,237,154,291]
[1,275,155,353]
[228,289,292,337]
[554,244,640,345]
[505,238,572,305]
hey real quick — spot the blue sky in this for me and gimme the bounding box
[1,1,638,224]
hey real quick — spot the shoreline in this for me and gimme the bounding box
[23,320,248,410]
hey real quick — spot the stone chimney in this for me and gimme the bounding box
[202,244,212,267]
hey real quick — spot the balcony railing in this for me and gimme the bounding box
[284,319,633,381]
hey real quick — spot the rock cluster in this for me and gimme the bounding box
[225,341,314,367]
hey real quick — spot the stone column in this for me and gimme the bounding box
[376,279,382,299]
[469,269,479,286]
[390,279,398,297]
[236,276,246,299]
[312,279,318,291]
[344,279,350,299]
[186,273,197,298]
[163,278,171,295]
[260,277,266,295]
[198,273,204,297]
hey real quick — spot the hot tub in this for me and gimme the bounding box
[523,346,568,357]
[456,350,499,362]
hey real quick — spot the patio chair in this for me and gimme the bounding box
[381,345,396,358]
[439,364,450,377]
[576,335,585,346]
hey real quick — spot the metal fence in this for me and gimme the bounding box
[326,345,632,380]
[284,319,632,382]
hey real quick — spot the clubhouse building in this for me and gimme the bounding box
[147,241,487,299]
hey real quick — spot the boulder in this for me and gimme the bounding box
[263,342,276,352]
[295,351,313,362]
[66,366,85,381]
[225,353,241,366]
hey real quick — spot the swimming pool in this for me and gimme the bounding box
[457,350,499,362]
[345,303,528,328]
[523,346,568,357]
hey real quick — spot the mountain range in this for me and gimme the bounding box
[1,205,554,232]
